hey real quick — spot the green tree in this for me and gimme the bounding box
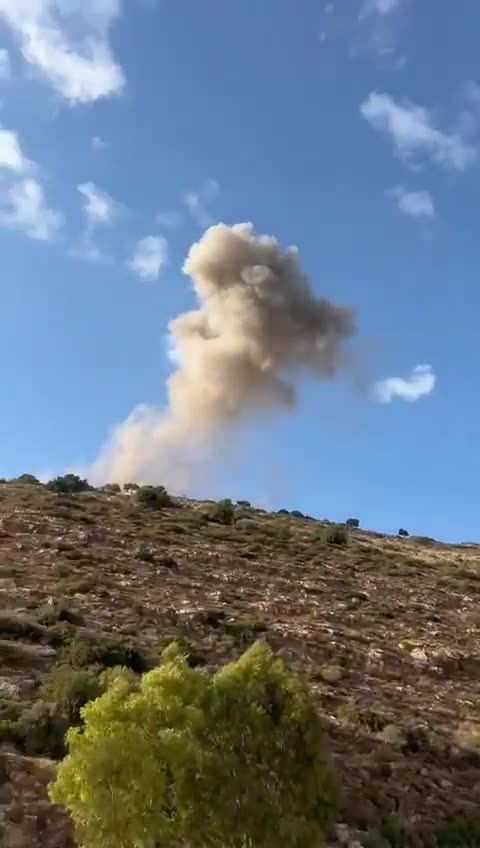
[14,473,40,485]
[50,642,339,848]
[47,474,91,495]
[135,484,172,509]
[346,518,359,528]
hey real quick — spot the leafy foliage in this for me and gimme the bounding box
[346,518,360,528]
[61,632,149,673]
[135,484,173,510]
[50,642,339,848]
[210,498,235,525]
[41,665,101,723]
[14,473,40,485]
[398,528,410,538]
[47,474,91,495]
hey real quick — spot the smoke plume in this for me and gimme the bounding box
[91,222,356,487]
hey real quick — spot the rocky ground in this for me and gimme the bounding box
[0,481,479,847]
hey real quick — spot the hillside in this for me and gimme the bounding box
[0,480,479,847]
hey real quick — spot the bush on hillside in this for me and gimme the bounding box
[50,641,339,848]
[346,518,360,528]
[321,524,348,546]
[15,701,69,759]
[123,482,139,492]
[102,483,121,494]
[290,510,305,519]
[210,498,235,526]
[237,499,251,508]
[135,485,172,510]
[398,528,409,538]
[61,632,149,674]
[41,665,101,724]
[47,474,91,495]
[14,473,40,485]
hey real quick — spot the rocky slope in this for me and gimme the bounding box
[0,481,479,847]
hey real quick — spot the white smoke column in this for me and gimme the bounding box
[91,223,355,487]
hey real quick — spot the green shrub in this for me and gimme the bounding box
[61,632,149,673]
[321,524,348,546]
[346,518,360,528]
[237,499,251,507]
[99,666,139,692]
[398,528,409,537]
[123,482,139,492]
[102,483,121,494]
[47,474,91,495]
[16,701,69,758]
[41,665,101,723]
[436,817,480,848]
[0,612,47,642]
[14,473,40,485]
[50,641,339,848]
[135,485,172,510]
[210,498,235,525]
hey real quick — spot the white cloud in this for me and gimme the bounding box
[0,177,63,240]
[0,0,124,104]
[184,179,220,228]
[0,127,31,173]
[0,48,10,79]
[128,235,167,280]
[91,135,109,152]
[77,181,119,227]
[361,92,476,170]
[375,364,436,404]
[387,185,435,218]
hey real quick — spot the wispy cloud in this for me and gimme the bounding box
[91,135,109,153]
[184,179,220,228]
[0,47,10,80]
[77,181,119,227]
[0,178,63,240]
[0,0,124,104]
[0,127,31,173]
[355,0,407,68]
[155,210,184,229]
[361,92,476,171]
[387,185,435,218]
[375,364,436,404]
[128,235,167,281]
[360,0,402,16]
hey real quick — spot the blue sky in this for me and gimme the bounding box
[1,0,479,541]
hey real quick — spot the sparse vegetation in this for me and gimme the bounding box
[0,480,477,846]
[398,528,410,537]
